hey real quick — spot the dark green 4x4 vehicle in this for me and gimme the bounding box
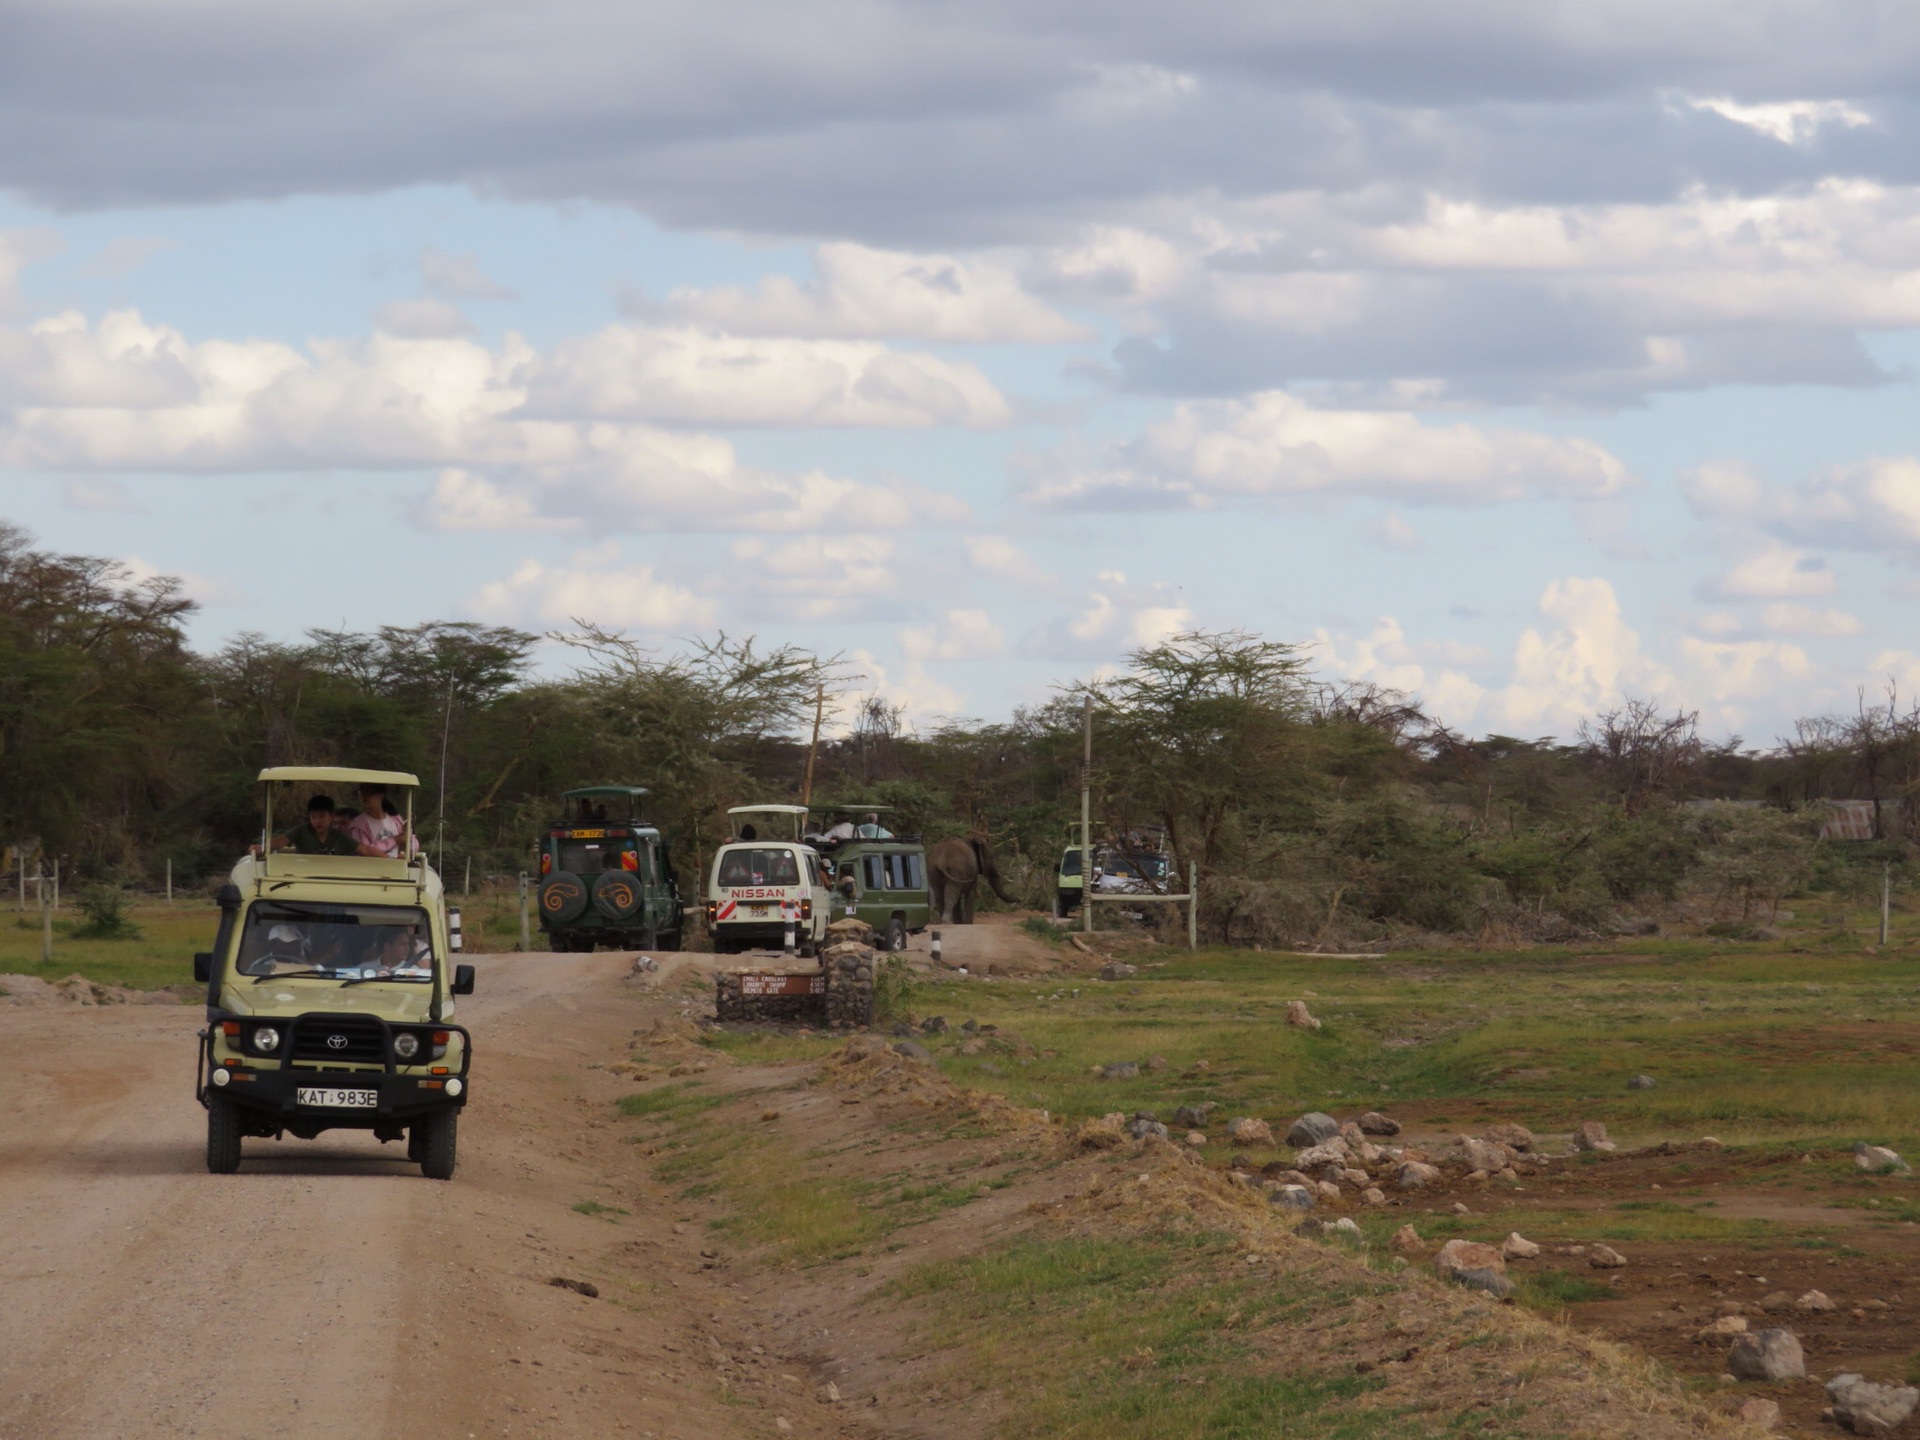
[811,806,930,952]
[536,786,684,951]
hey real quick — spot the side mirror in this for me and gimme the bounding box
[452,963,476,996]
[193,952,212,982]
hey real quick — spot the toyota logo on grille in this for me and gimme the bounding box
[326,1034,349,1050]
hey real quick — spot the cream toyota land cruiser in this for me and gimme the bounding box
[194,766,476,1179]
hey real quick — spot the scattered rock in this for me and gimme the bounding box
[1571,1120,1616,1153]
[1456,1136,1514,1173]
[1735,1397,1779,1430]
[1127,1114,1170,1141]
[1450,1202,1471,1215]
[1853,1141,1911,1174]
[1826,1373,1920,1434]
[1627,1074,1657,1089]
[1184,1131,1207,1147]
[1727,1328,1805,1382]
[1328,1216,1363,1237]
[1145,1054,1168,1071]
[1226,1116,1273,1145]
[1391,1224,1423,1253]
[1362,1187,1386,1206]
[1099,1060,1139,1081]
[1171,1105,1213,1129]
[1357,1111,1401,1136]
[1433,1239,1514,1298]
[1286,1112,1340,1147]
[1588,1244,1628,1269]
[1482,1122,1533,1152]
[891,1040,935,1063]
[1795,1289,1835,1312]
[1500,1232,1540,1261]
[1293,1138,1353,1169]
[1315,1181,1341,1202]
[1270,1184,1316,1212]
[1097,962,1137,980]
[548,1276,599,1298]
[1396,1161,1442,1191]
[920,1016,949,1035]
[1285,999,1323,1031]
[1758,1291,1793,1313]
[1229,1152,1253,1172]
[1697,1315,1749,1339]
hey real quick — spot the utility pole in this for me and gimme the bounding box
[166,858,173,906]
[1081,692,1093,935]
[800,683,825,809]
[1881,861,1891,946]
[40,870,52,963]
[518,872,532,952]
[1188,861,1198,950]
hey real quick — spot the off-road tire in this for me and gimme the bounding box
[883,916,907,952]
[418,1110,458,1180]
[206,1096,242,1174]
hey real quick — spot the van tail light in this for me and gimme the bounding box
[540,854,552,875]
[800,898,812,920]
[706,901,717,921]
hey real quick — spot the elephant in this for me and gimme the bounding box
[927,835,1018,924]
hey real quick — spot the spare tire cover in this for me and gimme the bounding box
[592,869,643,922]
[539,871,589,925]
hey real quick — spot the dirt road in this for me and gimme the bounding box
[0,951,787,1440]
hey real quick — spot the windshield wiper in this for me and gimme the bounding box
[251,968,338,984]
[339,973,431,986]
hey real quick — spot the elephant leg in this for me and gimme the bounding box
[961,887,975,924]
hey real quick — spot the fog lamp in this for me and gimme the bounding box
[445,1077,464,1097]
[211,1068,231,1087]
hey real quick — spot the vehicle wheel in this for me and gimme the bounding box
[883,916,907,952]
[418,1110,458,1180]
[206,1097,242,1174]
[538,871,590,925]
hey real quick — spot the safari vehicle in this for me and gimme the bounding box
[535,785,684,951]
[1054,843,1090,917]
[812,805,929,951]
[704,804,831,955]
[194,766,475,1180]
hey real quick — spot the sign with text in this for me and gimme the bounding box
[738,971,826,997]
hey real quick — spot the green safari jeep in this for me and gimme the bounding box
[195,766,476,1179]
[535,786,684,951]
[813,806,930,951]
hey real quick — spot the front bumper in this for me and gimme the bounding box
[198,1014,472,1126]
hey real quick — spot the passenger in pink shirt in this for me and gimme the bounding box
[349,783,416,858]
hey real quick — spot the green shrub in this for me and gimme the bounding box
[73,885,141,940]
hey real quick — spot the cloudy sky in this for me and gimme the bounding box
[5,0,1920,739]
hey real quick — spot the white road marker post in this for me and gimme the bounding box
[518,872,531,952]
[930,930,942,965]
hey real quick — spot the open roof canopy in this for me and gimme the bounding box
[563,786,649,801]
[811,803,896,813]
[726,804,809,817]
[258,766,419,788]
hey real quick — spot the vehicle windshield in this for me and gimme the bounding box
[717,847,800,886]
[237,902,434,982]
[560,838,642,876]
[1060,849,1084,877]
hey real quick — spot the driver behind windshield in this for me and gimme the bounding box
[372,926,431,978]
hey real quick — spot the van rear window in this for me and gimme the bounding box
[718,848,800,886]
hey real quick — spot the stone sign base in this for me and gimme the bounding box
[714,916,877,1028]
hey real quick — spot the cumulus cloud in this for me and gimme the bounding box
[1019,571,1192,660]
[1684,96,1871,146]
[1757,602,1863,637]
[1707,542,1836,598]
[1018,391,1629,511]
[660,243,1084,343]
[1687,455,1920,553]
[465,552,716,631]
[899,608,1005,662]
[524,323,1010,428]
[722,535,906,621]
[0,308,980,533]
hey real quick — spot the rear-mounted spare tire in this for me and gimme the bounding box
[592,869,643,921]
[539,871,589,925]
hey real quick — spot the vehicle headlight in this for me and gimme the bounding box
[392,1032,421,1060]
[252,1026,281,1053]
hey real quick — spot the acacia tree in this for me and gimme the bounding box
[1081,630,1314,885]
